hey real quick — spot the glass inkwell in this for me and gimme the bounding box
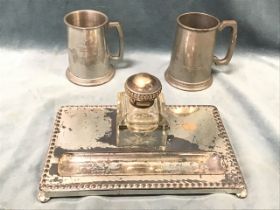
[117,73,169,149]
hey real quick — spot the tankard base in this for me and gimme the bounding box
[165,71,213,91]
[66,68,115,87]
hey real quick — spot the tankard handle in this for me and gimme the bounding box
[108,22,124,61]
[213,20,237,65]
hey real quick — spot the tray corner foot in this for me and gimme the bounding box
[37,190,50,203]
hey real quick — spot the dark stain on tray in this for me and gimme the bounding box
[54,147,66,158]
[166,135,203,152]
[96,109,116,146]
[53,135,204,158]
[49,163,58,175]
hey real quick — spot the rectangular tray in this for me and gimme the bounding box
[38,105,247,202]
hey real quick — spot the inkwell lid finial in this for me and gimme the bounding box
[125,72,162,108]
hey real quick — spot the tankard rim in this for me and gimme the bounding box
[177,12,220,32]
[64,9,109,30]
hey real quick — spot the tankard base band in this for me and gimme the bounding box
[165,70,213,91]
[66,68,115,87]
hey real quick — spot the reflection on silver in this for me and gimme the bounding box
[38,105,247,202]
[165,12,237,91]
[64,10,124,86]
[58,152,224,176]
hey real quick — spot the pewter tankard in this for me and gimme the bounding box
[64,10,124,86]
[165,12,237,91]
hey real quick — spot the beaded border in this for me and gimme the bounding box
[39,105,246,193]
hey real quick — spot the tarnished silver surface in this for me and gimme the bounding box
[38,105,247,202]
[165,12,237,91]
[58,152,224,176]
[64,10,124,86]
